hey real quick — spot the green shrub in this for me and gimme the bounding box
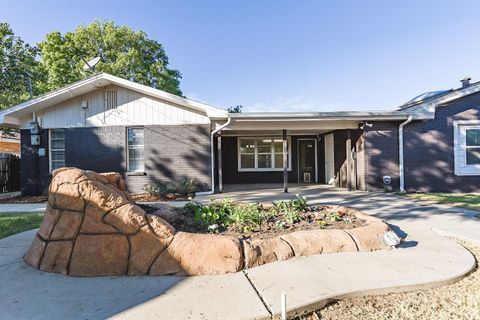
[175,179,197,197]
[144,179,199,198]
[291,194,308,212]
[144,181,169,197]
[228,203,266,228]
[270,199,301,224]
[185,198,232,227]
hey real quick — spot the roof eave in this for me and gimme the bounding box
[0,73,228,123]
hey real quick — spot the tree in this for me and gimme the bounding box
[38,20,182,95]
[227,105,243,113]
[0,23,42,110]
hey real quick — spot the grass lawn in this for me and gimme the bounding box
[0,212,44,240]
[402,193,480,212]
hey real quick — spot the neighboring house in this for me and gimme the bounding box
[0,73,479,196]
[0,132,20,155]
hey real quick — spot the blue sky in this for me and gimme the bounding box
[2,1,480,112]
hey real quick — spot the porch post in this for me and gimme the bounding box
[346,130,352,190]
[217,134,223,192]
[283,129,288,193]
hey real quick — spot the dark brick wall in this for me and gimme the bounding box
[221,135,322,184]
[21,124,211,195]
[21,130,51,196]
[404,92,480,192]
[363,122,401,191]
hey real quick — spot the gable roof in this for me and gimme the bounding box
[397,80,480,119]
[0,73,228,127]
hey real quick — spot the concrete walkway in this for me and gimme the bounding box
[0,185,478,319]
[0,203,46,213]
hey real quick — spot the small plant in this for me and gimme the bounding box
[342,217,353,224]
[175,179,198,197]
[185,198,233,227]
[228,203,265,228]
[271,200,301,224]
[292,194,308,212]
[275,220,287,229]
[326,212,341,222]
[317,220,328,229]
[144,181,169,198]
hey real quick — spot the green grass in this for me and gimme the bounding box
[403,193,480,212]
[0,212,44,240]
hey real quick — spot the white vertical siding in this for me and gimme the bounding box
[22,85,211,129]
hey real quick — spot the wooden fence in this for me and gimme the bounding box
[0,153,21,193]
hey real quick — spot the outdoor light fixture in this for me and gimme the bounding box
[382,231,402,249]
[360,122,373,130]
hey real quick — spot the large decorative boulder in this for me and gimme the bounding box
[24,167,392,277]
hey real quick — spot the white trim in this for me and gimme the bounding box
[126,127,145,173]
[296,138,318,183]
[48,129,65,173]
[454,120,480,176]
[237,137,292,172]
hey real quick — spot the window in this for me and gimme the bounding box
[238,137,291,171]
[127,128,145,172]
[105,90,118,110]
[466,129,480,165]
[454,121,480,176]
[49,129,65,172]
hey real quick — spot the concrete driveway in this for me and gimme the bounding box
[0,185,477,319]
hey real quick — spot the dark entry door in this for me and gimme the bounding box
[298,139,316,183]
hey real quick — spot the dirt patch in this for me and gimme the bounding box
[140,204,366,240]
[0,195,47,204]
[298,239,480,320]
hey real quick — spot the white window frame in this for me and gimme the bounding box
[49,129,65,173]
[454,120,480,176]
[126,127,145,173]
[237,137,292,172]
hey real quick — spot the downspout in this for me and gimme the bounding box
[399,115,413,192]
[196,117,231,196]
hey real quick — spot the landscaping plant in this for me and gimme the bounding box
[144,178,199,199]
[183,194,357,235]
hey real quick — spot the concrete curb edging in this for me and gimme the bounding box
[244,229,477,319]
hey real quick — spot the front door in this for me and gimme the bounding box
[298,139,316,183]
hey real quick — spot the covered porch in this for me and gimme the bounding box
[214,111,408,193]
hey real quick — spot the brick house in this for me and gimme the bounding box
[0,73,478,196]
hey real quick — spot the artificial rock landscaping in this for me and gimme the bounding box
[24,168,391,276]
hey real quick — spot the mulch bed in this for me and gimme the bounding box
[140,204,366,240]
[0,195,48,204]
